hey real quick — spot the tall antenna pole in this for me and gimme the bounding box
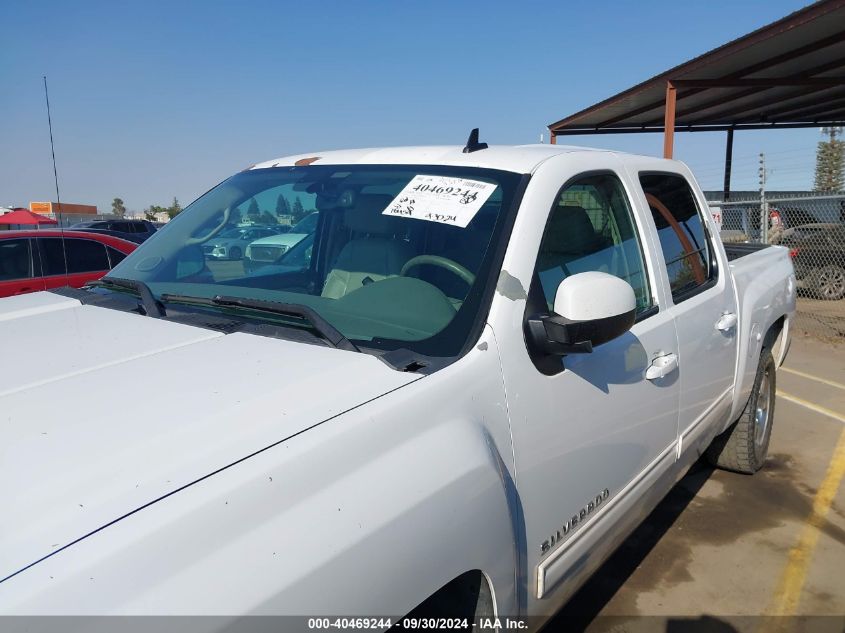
[43,75,69,277]
[43,76,62,209]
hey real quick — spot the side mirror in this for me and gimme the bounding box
[526,271,637,356]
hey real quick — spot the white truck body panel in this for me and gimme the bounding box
[0,293,418,593]
[0,144,795,624]
[2,322,515,617]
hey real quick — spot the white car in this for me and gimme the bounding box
[0,143,795,624]
[243,213,318,272]
[202,225,282,260]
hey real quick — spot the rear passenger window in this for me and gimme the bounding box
[639,173,713,301]
[107,247,127,267]
[0,239,33,281]
[66,239,110,273]
[534,173,653,314]
[38,238,110,275]
[37,238,68,276]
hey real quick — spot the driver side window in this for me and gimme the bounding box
[535,173,653,314]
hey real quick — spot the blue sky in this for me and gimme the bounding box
[0,0,823,213]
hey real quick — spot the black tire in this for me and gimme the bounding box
[229,246,243,260]
[811,264,845,301]
[706,348,776,474]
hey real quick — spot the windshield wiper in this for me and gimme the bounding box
[87,277,165,318]
[159,293,359,352]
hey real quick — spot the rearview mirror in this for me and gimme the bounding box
[175,244,208,280]
[526,271,636,356]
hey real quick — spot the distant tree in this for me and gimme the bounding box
[259,211,278,225]
[292,196,306,223]
[275,194,290,216]
[166,197,182,219]
[814,126,845,192]
[145,204,167,221]
[247,197,260,221]
[111,197,126,218]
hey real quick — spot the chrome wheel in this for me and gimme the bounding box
[816,265,845,300]
[754,370,772,449]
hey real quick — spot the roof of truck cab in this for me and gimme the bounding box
[250,144,651,174]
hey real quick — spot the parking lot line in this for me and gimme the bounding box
[766,424,845,618]
[780,366,845,392]
[776,390,845,424]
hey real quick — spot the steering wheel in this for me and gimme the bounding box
[184,205,231,246]
[400,255,476,286]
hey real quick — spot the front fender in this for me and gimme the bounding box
[1,327,518,618]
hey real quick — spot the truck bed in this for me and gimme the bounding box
[723,242,772,262]
[727,243,795,423]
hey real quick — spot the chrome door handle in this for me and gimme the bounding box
[715,313,738,331]
[646,353,679,381]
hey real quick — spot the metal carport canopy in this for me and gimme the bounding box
[548,0,845,182]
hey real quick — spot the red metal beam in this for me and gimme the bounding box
[549,120,845,135]
[644,84,840,127]
[664,82,677,159]
[549,0,845,131]
[647,55,845,126]
[586,27,845,129]
[670,77,845,88]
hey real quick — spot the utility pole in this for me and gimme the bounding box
[759,152,768,243]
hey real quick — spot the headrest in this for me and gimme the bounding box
[545,205,598,254]
[344,194,403,235]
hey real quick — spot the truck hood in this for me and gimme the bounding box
[0,292,419,581]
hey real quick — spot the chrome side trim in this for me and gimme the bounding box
[679,385,733,446]
[536,439,677,598]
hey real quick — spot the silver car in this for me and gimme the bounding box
[201,226,282,260]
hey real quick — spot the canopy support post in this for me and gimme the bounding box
[663,81,677,159]
[723,128,734,200]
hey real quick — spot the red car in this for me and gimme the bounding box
[0,230,137,298]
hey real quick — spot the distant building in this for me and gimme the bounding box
[30,201,98,215]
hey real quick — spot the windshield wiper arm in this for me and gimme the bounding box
[87,277,164,318]
[159,293,358,352]
[212,295,359,352]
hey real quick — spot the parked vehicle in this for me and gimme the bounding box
[69,219,158,243]
[0,144,795,623]
[0,230,137,298]
[202,225,283,260]
[782,222,845,300]
[246,232,315,275]
[719,204,820,243]
[243,213,318,272]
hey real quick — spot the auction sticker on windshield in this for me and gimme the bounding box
[382,175,497,228]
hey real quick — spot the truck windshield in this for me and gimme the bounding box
[108,165,523,358]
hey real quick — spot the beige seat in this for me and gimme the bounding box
[321,195,415,300]
[536,205,601,275]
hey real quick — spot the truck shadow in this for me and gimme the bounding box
[548,458,716,632]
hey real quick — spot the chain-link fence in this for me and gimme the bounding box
[706,192,845,341]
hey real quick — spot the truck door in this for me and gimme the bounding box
[493,170,680,615]
[635,172,738,453]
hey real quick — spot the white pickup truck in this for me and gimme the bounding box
[1,142,795,625]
